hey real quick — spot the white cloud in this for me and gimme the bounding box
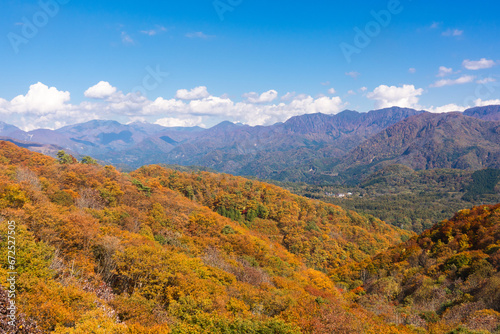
[189,96,235,115]
[327,88,336,95]
[155,116,203,127]
[437,66,453,77]
[430,22,440,29]
[288,96,344,114]
[345,71,360,79]
[442,29,463,37]
[427,104,466,113]
[121,31,134,45]
[476,77,497,84]
[430,75,475,88]
[425,98,500,114]
[175,86,210,100]
[408,68,416,74]
[140,26,167,36]
[360,87,368,92]
[0,83,101,130]
[474,98,500,107]
[186,31,215,39]
[149,94,346,126]
[347,90,356,95]
[281,92,296,101]
[0,82,349,130]
[144,97,186,115]
[10,82,71,115]
[243,90,278,104]
[367,84,423,109]
[0,98,9,112]
[320,81,330,86]
[84,81,118,99]
[463,58,496,70]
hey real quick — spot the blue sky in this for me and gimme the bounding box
[1,0,500,130]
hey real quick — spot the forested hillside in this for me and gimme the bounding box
[288,165,500,233]
[0,141,415,333]
[334,204,500,333]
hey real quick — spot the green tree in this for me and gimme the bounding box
[80,156,97,165]
[57,150,74,164]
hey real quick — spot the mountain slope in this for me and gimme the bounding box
[159,107,425,179]
[334,204,500,333]
[0,140,414,333]
[337,112,500,180]
[464,105,500,121]
[0,122,22,136]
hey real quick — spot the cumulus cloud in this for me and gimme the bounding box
[287,96,344,114]
[367,84,423,109]
[430,75,475,88]
[463,58,496,70]
[0,98,9,112]
[84,81,118,99]
[147,90,345,125]
[9,82,71,115]
[280,92,296,101]
[143,97,186,115]
[426,99,500,114]
[0,82,102,130]
[243,90,278,104]
[155,116,203,127]
[437,66,454,77]
[327,88,336,95]
[147,94,346,126]
[474,98,500,107]
[189,96,235,115]
[0,82,348,130]
[175,86,210,100]
[427,104,466,113]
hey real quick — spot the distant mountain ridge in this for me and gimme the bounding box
[464,105,500,121]
[337,110,500,179]
[0,121,22,136]
[2,105,500,183]
[156,107,426,178]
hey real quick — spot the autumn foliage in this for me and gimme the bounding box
[334,203,500,333]
[0,140,495,333]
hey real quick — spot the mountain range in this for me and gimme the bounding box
[337,110,500,181]
[2,105,500,184]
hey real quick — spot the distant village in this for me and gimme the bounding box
[324,191,353,198]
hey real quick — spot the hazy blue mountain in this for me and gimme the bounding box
[1,105,500,184]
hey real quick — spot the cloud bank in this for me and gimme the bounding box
[0,82,347,130]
